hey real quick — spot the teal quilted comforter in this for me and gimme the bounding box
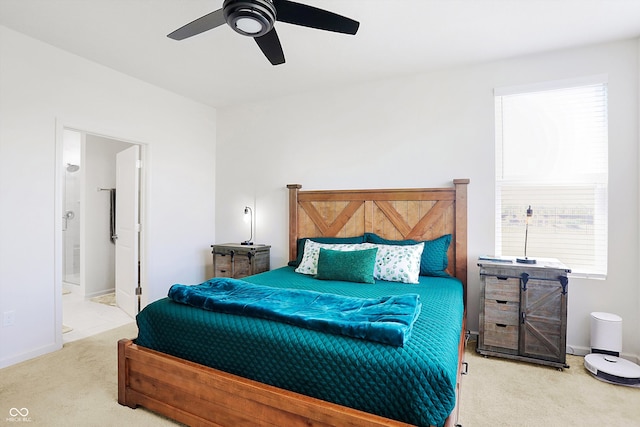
[135,267,464,427]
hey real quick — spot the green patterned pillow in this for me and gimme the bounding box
[371,243,425,284]
[365,233,451,277]
[294,240,372,275]
[314,248,378,284]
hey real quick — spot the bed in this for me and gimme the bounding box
[118,179,469,427]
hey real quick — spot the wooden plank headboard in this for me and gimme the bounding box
[287,179,470,304]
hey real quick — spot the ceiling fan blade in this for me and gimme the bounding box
[273,0,359,35]
[167,9,226,40]
[255,28,285,65]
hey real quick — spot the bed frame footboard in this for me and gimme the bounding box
[118,317,466,427]
[118,338,421,427]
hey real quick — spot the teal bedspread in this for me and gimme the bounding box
[136,267,464,427]
[167,278,421,346]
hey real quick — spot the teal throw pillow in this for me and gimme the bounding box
[314,248,378,284]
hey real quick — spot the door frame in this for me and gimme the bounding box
[54,119,148,347]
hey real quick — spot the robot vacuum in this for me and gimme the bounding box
[584,353,640,387]
[584,312,640,387]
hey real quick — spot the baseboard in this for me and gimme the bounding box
[0,341,61,369]
[567,344,640,365]
[566,344,591,357]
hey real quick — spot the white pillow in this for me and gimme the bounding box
[372,243,425,284]
[295,240,373,275]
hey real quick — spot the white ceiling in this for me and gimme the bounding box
[1,0,640,108]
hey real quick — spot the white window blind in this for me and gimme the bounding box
[495,80,608,277]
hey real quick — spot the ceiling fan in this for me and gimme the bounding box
[167,0,359,65]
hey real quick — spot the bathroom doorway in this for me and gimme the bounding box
[59,128,145,340]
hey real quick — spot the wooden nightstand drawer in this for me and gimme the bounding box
[484,323,519,350]
[214,253,232,277]
[485,277,520,302]
[484,300,519,325]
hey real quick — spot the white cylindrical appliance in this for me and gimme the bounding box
[584,312,640,387]
[590,311,622,355]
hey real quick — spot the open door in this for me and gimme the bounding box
[115,145,140,318]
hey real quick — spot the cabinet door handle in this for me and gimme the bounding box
[521,312,526,324]
[520,272,529,291]
[559,276,569,295]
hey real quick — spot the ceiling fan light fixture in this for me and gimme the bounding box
[235,16,264,34]
[223,0,276,37]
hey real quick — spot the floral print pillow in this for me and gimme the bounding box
[372,243,425,284]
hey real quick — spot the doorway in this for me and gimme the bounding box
[58,128,145,341]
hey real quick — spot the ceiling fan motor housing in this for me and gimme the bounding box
[223,0,276,37]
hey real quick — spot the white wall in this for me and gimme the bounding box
[0,26,217,368]
[217,38,640,358]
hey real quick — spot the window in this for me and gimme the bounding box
[495,77,608,277]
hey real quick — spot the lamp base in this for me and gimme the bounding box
[241,241,254,246]
[516,257,537,264]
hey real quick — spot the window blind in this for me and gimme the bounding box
[495,81,608,276]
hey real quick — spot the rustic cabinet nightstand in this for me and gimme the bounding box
[211,243,271,279]
[477,258,571,369]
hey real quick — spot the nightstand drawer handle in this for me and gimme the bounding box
[496,300,508,304]
[496,323,508,328]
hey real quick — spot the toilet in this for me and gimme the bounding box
[584,312,640,387]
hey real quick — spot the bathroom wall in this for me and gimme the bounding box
[62,129,82,287]
[84,133,133,298]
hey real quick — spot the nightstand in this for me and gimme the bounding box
[211,243,271,279]
[477,257,571,369]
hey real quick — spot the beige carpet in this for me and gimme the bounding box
[0,323,181,426]
[1,325,638,426]
[459,339,640,426]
